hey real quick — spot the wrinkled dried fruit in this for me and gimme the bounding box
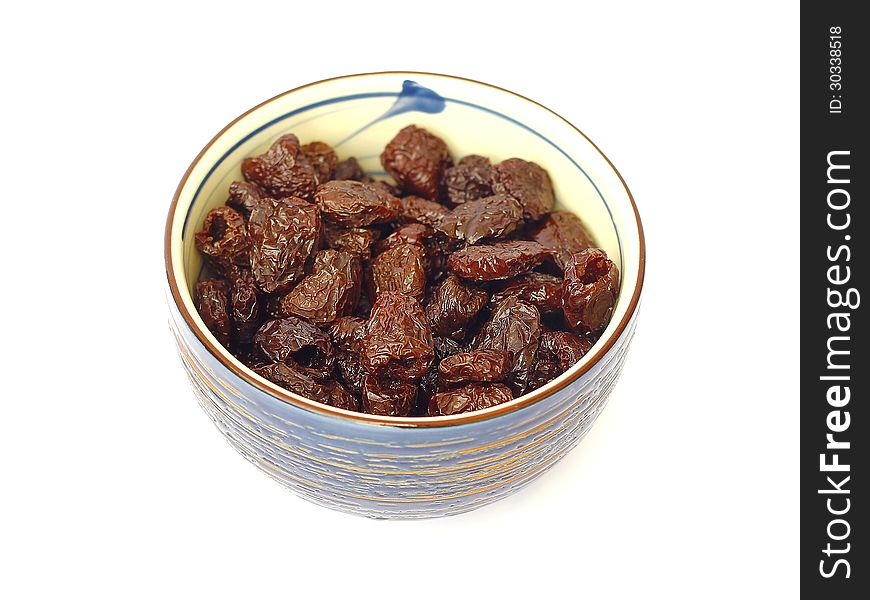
[438,194,523,244]
[301,141,338,184]
[195,206,251,270]
[333,157,367,181]
[335,352,365,397]
[329,316,367,350]
[474,297,541,395]
[328,316,367,396]
[362,291,434,380]
[381,125,451,200]
[380,222,450,277]
[226,181,270,218]
[242,134,318,200]
[254,317,334,377]
[416,368,439,416]
[493,158,555,220]
[279,250,361,324]
[255,362,358,411]
[448,241,550,281]
[443,155,496,205]
[428,383,513,416]
[527,356,561,391]
[314,180,401,227]
[362,375,417,417]
[529,211,595,271]
[374,222,432,255]
[562,248,619,335]
[368,243,427,301]
[425,274,489,337]
[438,349,513,388]
[399,195,449,227]
[323,381,359,411]
[434,336,466,361]
[490,272,563,314]
[194,126,615,417]
[322,223,378,260]
[194,279,231,346]
[248,196,321,294]
[539,330,594,371]
[225,266,260,344]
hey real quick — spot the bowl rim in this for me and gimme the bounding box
[165,71,646,428]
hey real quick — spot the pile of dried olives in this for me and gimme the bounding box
[194,126,619,417]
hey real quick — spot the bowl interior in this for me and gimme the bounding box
[168,73,643,418]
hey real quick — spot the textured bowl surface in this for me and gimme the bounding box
[165,72,644,519]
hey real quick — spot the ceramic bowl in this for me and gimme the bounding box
[165,72,645,519]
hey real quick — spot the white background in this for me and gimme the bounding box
[1,1,799,598]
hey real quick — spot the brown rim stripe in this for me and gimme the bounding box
[165,71,646,428]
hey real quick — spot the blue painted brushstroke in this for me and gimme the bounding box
[335,80,446,147]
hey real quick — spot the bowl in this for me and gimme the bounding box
[164,72,645,519]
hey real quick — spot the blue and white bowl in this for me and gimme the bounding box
[164,72,645,519]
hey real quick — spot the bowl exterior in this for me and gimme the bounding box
[168,292,639,519]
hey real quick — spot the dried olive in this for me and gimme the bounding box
[399,195,450,227]
[301,141,338,184]
[314,180,401,227]
[362,291,434,381]
[434,336,466,361]
[447,241,550,281]
[561,249,619,335]
[323,223,378,260]
[335,352,366,397]
[278,250,361,324]
[194,279,232,346]
[248,196,321,294]
[254,317,334,378]
[226,181,270,218]
[428,383,513,416]
[416,367,440,416]
[328,316,367,351]
[225,265,261,345]
[474,297,541,395]
[492,158,555,220]
[490,272,563,314]
[362,375,417,417]
[529,211,595,271]
[255,362,358,411]
[194,206,251,271]
[329,316,367,397]
[381,125,451,200]
[539,330,594,371]
[424,274,489,337]
[443,154,496,205]
[374,223,432,255]
[242,134,318,200]
[527,356,562,391]
[368,243,428,301]
[437,194,523,245]
[438,349,513,388]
